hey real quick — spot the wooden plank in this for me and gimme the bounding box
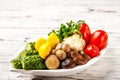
[0,0,119,28]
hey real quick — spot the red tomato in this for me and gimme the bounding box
[90,30,108,50]
[79,23,91,44]
[84,44,99,58]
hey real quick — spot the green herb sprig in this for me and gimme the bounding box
[49,20,85,42]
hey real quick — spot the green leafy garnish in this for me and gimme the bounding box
[49,20,85,42]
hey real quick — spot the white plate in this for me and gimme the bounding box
[10,37,107,76]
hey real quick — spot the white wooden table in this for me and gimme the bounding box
[0,0,120,80]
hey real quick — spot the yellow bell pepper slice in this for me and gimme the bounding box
[39,42,51,59]
[46,32,60,49]
[35,38,45,51]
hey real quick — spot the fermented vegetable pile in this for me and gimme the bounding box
[10,20,108,70]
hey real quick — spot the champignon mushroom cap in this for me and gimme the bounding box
[45,55,60,69]
[62,43,70,52]
[55,43,63,50]
[55,50,67,60]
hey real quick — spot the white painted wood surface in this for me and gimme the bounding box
[0,0,120,80]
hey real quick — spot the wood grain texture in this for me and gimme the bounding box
[0,0,120,80]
